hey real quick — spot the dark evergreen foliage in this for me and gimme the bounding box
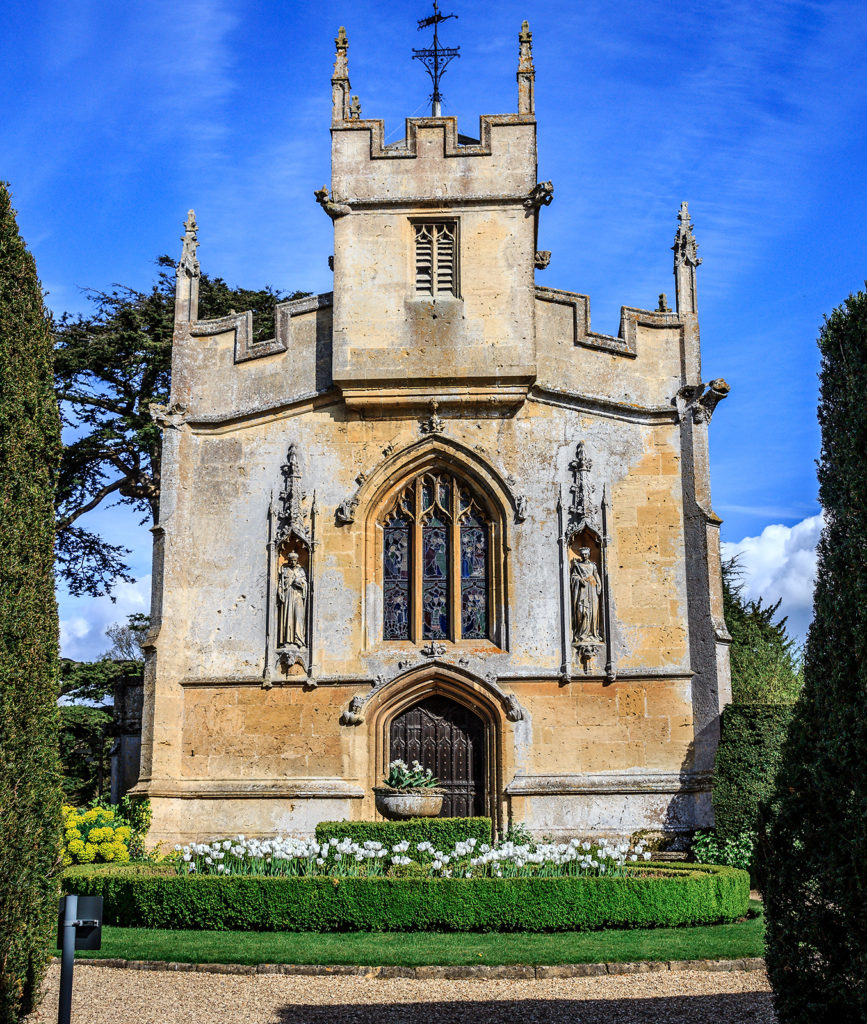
[712,704,793,841]
[0,183,63,1022]
[53,258,307,596]
[759,288,867,1021]
[58,705,113,806]
[57,656,143,804]
[722,559,803,705]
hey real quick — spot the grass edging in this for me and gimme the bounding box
[61,863,749,932]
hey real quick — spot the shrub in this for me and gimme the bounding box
[0,181,63,1023]
[316,817,493,850]
[691,830,755,872]
[61,805,132,866]
[760,288,867,1022]
[712,704,794,842]
[62,863,748,932]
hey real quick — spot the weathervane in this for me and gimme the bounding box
[413,1,460,116]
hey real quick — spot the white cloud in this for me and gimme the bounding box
[721,514,823,645]
[59,576,152,662]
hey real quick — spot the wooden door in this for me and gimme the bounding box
[389,695,486,817]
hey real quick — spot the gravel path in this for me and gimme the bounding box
[28,963,776,1023]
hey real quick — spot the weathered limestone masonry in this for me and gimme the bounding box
[133,23,731,845]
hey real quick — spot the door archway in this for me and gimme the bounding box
[389,695,486,817]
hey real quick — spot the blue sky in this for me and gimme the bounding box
[4,0,865,656]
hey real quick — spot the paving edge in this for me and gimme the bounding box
[58,957,766,978]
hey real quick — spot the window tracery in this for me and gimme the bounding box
[382,470,490,642]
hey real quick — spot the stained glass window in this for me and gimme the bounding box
[381,472,491,643]
[460,506,488,638]
[383,511,410,640]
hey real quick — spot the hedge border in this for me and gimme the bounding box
[61,864,749,933]
[315,817,493,849]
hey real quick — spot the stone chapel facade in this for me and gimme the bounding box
[134,23,731,845]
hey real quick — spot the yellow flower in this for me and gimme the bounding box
[84,809,99,823]
[98,842,116,861]
[67,839,84,855]
[115,826,131,841]
[65,828,81,841]
[79,843,96,863]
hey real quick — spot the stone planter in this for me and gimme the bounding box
[374,787,444,820]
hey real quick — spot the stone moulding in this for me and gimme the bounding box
[334,433,528,528]
[332,113,535,161]
[529,386,678,426]
[142,779,365,800]
[189,292,333,365]
[339,659,525,727]
[504,772,712,796]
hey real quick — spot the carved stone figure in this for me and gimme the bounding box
[571,548,602,644]
[277,552,308,647]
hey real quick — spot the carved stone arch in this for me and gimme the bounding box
[359,434,523,526]
[364,662,508,828]
[355,436,518,651]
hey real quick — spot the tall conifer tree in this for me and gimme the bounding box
[760,288,867,1021]
[0,183,63,1021]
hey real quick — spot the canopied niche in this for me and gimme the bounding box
[268,444,316,680]
[560,442,615,680]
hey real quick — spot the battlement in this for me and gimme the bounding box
[332,114,536,204]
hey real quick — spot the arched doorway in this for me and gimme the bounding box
[389,695,486,817]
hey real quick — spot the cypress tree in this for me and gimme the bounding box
[0,183,63,1022]
[759,287,867,1021]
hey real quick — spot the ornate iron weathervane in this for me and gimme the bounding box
[413,1,460,116]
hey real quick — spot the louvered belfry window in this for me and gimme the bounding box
[382,471,489,642]
[414,221,458,297]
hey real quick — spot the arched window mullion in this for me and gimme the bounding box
[450,480,461,641]
[412,479,422,642]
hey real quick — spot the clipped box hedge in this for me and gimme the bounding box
[315,817,493,849]
[61,864,748,933]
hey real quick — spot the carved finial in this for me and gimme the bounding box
[349,95,361,119]
[276,443,308,543]
[332,26,351,123]
[672,201,701,315]
[673,202,701,269]
[333,26,349,79]
[517,20,535,114]
[657,292,671,312]
[174,209,200,323]
[420,399,444,434]
[177,210,200,282]
[567,441,598,535]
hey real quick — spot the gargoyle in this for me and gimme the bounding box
[314,187,351,220]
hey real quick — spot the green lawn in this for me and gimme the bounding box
[72,901,764,966]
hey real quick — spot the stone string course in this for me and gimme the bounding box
[63,957,765,978]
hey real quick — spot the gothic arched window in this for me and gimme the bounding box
[382,471,490,642]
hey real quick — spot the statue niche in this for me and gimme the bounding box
[570,542,602,646]
[277,548,308,648]
[561,441,613,678]
[269,443,316,678]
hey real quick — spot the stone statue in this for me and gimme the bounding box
[277,552,308,647]
[571,548,602,644]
